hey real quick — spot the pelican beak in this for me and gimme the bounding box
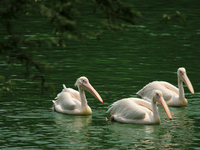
[84,82,103,103]
[181,73,194,95]
[159,96,172,120]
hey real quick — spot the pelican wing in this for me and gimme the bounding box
[159,81,179,95]
[107,98,151,120]
[137,81,178,101]
[54,85,81,110]
[64,88,81,102]
[55,92,77,110]
[131,98,153,111]
[56,84,81,102]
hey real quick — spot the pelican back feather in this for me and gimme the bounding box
[137,81,176,101]
[107,98,146,120]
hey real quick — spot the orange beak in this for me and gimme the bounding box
[84,82,103,104]
[159,95,172,120]
[181,73,194,95]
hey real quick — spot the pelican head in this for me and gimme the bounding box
[75,76,103,103]
[153,90,172,120]
[177,67,194,95]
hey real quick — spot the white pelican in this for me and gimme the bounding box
[137,67,194,106]
[107,90,172,124]
[52,76,103,115]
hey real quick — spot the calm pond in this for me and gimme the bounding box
[1,0,200,149]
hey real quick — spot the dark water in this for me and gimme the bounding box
[1,1,200,149]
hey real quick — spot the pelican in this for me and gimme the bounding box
[107,90,172,124]
[137,67,194,106]
[52,76,103,115]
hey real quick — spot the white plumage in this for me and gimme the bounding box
[52,76,103,115]
[108,98,149,120]
[137,67,194,106]
[107,90,172,124]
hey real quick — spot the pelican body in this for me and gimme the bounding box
[52,76,103,115]
[137,67,194,106]
[107,90,172,124]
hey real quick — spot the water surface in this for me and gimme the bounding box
[1,0,200,149]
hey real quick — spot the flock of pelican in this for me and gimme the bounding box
[52,67,194,125]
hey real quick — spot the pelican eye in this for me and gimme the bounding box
[82,79,87,84]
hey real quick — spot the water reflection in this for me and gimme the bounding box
[52,113,92,148]
[96,104,196,149]
[51,102,197,149]
[53,113,92,132]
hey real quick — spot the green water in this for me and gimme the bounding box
[1,1,200,149]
